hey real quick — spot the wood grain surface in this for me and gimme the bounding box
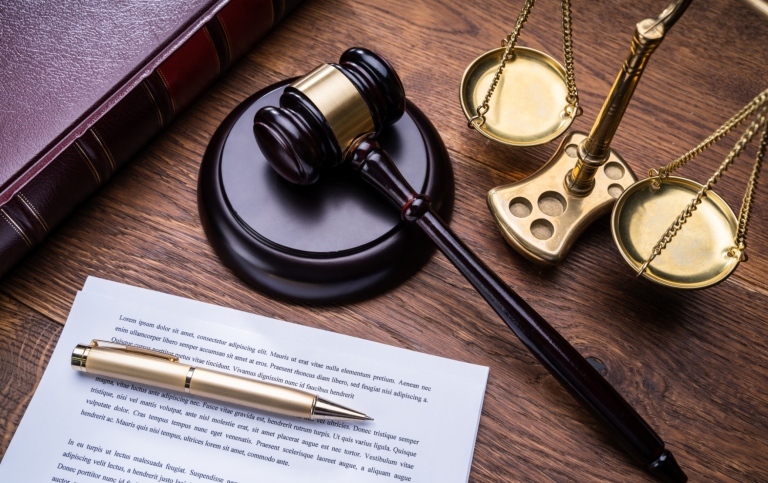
[1,0,767,481]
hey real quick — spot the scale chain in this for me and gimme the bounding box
[561,0,581,117]
[468,0,580,129]
[652,88,768,187]
[639,106,768,276]
[468,0,536,128]
[734,124,768,259]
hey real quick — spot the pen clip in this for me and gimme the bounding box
[90,340,179,362]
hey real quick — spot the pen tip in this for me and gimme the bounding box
[313,397,372,421]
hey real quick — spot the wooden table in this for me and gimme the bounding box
[2,0,767,481]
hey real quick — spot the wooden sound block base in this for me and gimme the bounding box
[198,80,454,303]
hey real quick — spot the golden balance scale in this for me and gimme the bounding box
[460,0,768,289]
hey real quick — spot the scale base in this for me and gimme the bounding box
[487,132,637,264]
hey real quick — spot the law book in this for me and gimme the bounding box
[0,277,489,481]
[0,0,303,277]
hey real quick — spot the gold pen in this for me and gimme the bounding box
[71,340,372,421]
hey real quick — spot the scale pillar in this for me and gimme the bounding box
[565,15,666,196]
[564,142,610,196]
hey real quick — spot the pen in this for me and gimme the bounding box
[71,340,372,421]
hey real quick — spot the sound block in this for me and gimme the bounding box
[198,80,454,303]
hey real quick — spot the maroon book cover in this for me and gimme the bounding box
[0,0,303,276]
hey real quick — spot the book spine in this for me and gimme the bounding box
[0,0,302,278]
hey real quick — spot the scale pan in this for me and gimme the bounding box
[460,47,573,146]
[611,176,740,289]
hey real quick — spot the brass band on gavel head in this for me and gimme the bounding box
[290,64,376,157]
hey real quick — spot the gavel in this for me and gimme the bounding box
[253,47,686,482]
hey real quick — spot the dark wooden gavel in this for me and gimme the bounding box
[253,47,686,482]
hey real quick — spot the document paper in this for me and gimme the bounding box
[0,278,488,482]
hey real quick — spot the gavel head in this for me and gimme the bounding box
[253,47,406,185]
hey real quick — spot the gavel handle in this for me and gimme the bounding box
[348,138,687,482]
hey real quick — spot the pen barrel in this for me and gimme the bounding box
[75,345,190,391]
[190,368,315,419]
[74,345,316,419]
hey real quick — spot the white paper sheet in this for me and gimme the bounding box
[0,278,488,482]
